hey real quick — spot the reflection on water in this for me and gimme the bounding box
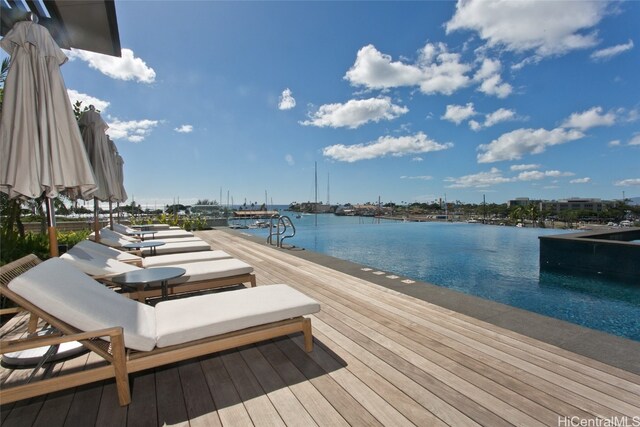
[244,214,640,341]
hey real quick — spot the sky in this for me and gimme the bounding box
[3,0,639,208]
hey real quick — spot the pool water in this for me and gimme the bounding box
[243,214,640,341]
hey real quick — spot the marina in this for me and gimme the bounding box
[1,229,639,426]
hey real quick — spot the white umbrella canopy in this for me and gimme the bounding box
[0,19,97,256]
[78,107,119,236]
[108,137,127,203]
[107,136,127,226]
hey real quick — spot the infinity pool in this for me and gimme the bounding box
[243,214,640,341]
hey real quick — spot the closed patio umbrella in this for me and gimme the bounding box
[0,18,97,257]
[78,107,118,239]
[107,136,127,226]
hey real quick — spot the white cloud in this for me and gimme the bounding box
[477,127,584,163]
[67,48,156,83]
[561,106,617,130]
[614,179,640,186]
[510,164,541,171]
[344,43,472,95]
[516,170,573,181]
[278,88,296,110]
[608,140,621,147]
[469,120,482,131]
[468,107,517,131]
[445,167,512,188]
[67,89,110,112]
[484,108,516,127]
[411,157,424,162]
[473,58,512,98]
[300,97,408,129]
[629,133,640,146]
[107,118,159,143]
[591,40,634,61]
[285,154,295,166]
[323,132,452,163]
[442,103,476,124]
[446,0,608,57]
[400,175,433,180]
[174,124,193,133]
[570,177,592,184]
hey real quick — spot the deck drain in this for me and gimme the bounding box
[386,275,399,279]
[361,268,373,271]
[401,279,416,284]
[372,271,385,275]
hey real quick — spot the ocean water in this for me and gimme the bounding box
[241,212,640,341]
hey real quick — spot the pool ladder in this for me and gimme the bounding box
[267,215,296,248]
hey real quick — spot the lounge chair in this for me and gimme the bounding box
[0,255,320,406]
[99,227,203,244]
[113,223,195,239]
[61,244,256,301]
[92,231,212,256]
[74,240,233,267]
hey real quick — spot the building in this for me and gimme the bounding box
[539,198,609,213]
[507,198,540,208]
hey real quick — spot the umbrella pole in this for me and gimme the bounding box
[94,197,101,242]
[109,200,114,230]
[45,197,59,257]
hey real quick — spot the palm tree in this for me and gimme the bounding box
[526,204,539,227]
[509,206,524,226]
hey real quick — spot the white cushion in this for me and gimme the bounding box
[8,258,157,351]
[76,240,142,263]
[61,247,141,276]
[140,236,203,244]
[168,258,253,285]
[100,227,139,242]
[144,230,195,239]
[113,223,133,234]
[142,250,232,267]
[143,240,211,255]
[115,223,193,239]
[154,284,320,348]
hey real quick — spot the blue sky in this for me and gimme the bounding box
[4,1,639,208]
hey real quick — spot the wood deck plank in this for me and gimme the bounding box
[240,346,318,427]
[200,354,254,426]
[126,369,158,427]
[176,360,223,427]
[94,380,129,427]
[220,349,285,427]
[155,365,190,426]
[255,340,350,427]
[273,337,384,427]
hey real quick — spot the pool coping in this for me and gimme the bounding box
[223,228,640,375]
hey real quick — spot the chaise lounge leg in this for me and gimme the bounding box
[27,312,39,333]
[110,329,131,406]
[249,275,256,287]
[303,318,313,352]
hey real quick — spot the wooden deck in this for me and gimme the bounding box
[1,229,639,426]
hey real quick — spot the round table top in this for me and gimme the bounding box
[111,267,186,285]
[123,240,165,249]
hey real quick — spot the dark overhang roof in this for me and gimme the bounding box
[1,0,121,57]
